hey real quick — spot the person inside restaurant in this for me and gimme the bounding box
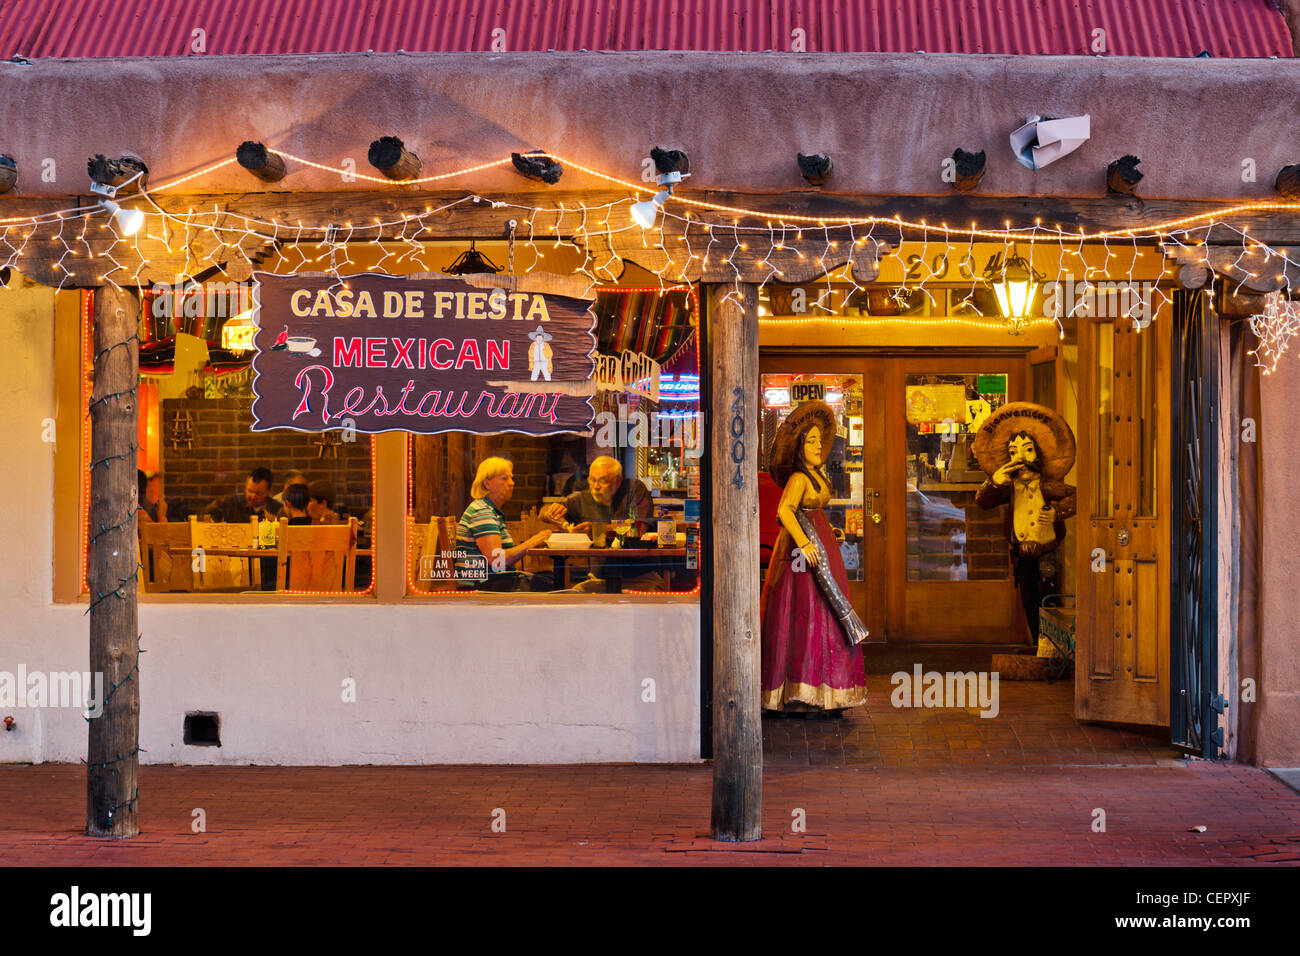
[540,455,667,592]
[273,470,307,506]
[456,456,554,592]
[306,479,340,524]
[137,469,167,523]
[280,483,313,525]
[203,466,282,523]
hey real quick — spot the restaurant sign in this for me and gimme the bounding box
[593,350,660,402]
[250,273,596,435]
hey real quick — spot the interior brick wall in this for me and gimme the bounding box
[159,398,372,518]
[473,433,552,519]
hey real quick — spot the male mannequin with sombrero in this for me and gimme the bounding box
[973,402,1078,644]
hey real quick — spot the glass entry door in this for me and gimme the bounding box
[758,362,886,641]
[759,352,1029,644]
[893,359,1025,642]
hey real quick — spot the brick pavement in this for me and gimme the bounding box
[1,676,1297,865]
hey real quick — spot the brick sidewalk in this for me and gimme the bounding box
[1,677,1297,865]
[1,762,1298,865]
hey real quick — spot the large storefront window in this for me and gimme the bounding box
[81,288,376,595]
[406,287,701,596]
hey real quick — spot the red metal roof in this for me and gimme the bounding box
[2,0,1292,59]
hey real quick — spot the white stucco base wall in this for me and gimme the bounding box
[2,602,701,765]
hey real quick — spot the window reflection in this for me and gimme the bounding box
[904,372,1010,581]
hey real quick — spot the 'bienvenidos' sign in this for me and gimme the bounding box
[250,273,596,435]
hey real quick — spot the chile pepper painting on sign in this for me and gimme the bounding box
[250,273,597,435]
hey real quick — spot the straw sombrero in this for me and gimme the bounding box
[973,401,1076,480]
[770,400,837,487]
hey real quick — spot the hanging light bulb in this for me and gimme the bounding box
[99,199,144,236]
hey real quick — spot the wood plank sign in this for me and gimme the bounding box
[250,273,596,435]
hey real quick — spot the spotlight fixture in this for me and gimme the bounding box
[88,168,146,236]
[631,169,689,229]
[0,154,15,195]
[983,246,1044,326]
[99,199,145,236]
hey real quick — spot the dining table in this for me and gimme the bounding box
[539,546,687,593]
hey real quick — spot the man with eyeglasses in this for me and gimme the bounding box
[540,456,667,592]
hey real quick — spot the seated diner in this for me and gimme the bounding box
[456,456,554,592]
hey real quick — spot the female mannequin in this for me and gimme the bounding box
[761,401,868,715]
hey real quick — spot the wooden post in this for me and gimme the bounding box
[0,155,16,194]
[708,282,762,842]
[236,141,287,182]
[86,285,141,838]
[412,435,438,522]
[368,136,422,181]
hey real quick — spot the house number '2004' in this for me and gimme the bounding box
[731,386,746,488]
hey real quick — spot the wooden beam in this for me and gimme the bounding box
[8,188,1300,239]
[86,284,141,838]
[1163,243,1300,293]
[708,282,762,842]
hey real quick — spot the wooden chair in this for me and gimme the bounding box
[188,515,260,591]
[276,516,358,591]
[507,506,547,573]
[139,522,191,592]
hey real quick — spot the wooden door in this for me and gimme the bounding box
[1076,313,1171,725]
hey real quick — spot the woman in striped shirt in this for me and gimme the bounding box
[456,456,552,591]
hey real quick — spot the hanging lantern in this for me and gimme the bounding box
[983,247,1044,330]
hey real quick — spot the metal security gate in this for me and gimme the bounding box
[1169,290,1222,758]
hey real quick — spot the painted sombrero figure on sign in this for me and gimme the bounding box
[760,400,868,716]
[973,402,1078,644]
[527,324,553,381]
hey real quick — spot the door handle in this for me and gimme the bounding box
[872,513,883,524]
